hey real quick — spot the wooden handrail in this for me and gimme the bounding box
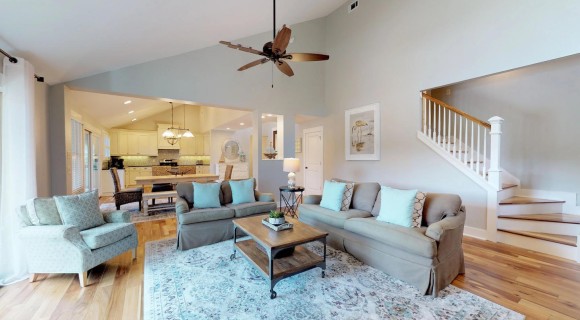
[422,93,491,129]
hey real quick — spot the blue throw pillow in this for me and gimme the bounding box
[377,186,418,227]
[53,190,104,231]
[229,179,256,205]
[320,180,346,212]
[192,182,221,209]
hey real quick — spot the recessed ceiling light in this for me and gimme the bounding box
[267,114,273,117]
[128,110,134,114]
[226,127,230,130]
[124,100,132,105]
[240,122,245,126]
[131,118,137,122]
[261,115,265,119]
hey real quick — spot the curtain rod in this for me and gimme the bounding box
[0,47,45,82]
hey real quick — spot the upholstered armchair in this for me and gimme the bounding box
[110,168,143,210]
[18,191,138,287]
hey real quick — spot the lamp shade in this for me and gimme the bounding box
[283,158,300,173]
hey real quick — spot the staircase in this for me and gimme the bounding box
[418,93,580,262]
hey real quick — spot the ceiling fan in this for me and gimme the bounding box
[219,0,329,77]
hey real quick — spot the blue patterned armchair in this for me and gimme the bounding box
[18,191,138,287]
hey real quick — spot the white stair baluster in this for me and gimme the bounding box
[476,125,481,175]
[443,108,447,149]
[453,113,457,158]
[470,121,474,170]
[448,109,452,151]
[483,128,487,178]
[422,97,427,134]
[438,104,441,145]
[464,117,468,165]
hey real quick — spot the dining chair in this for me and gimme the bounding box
[224,164,234,181]
[110,168,143,210]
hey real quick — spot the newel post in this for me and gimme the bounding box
[488,116,504,190]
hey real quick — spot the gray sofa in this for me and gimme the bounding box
[298,182,465,297]
[175,179,277,250]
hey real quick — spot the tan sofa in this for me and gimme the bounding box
[175,179,277,250]
[298,182,465,297]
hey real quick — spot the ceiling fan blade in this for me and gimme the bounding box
[219,41,265,56]
[285,53,330,62]
[276,60,294,77]
[272,25,291,54]
[238,58,270,71]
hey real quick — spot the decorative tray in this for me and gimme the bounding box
[262,218,293,231]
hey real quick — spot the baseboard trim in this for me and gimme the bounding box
[464,226,487,240]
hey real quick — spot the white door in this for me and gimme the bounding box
[303,126,323,195]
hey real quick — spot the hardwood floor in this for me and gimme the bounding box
[1,218,579,319]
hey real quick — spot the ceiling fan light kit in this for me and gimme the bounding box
[219,0,329,78]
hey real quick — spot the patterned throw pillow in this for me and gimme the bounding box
[413,192,427,228]
[340,182,354,211]
[331,179,354,211]
[54,190,105,231]
[26,197,62,225]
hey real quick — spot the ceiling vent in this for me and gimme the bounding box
[348,1,359,13]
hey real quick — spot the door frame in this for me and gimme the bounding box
[303,126,323,195]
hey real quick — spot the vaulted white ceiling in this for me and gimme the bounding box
[0,0,347,84]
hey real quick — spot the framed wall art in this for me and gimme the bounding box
[345,103,380,160]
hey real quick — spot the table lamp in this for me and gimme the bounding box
[283,158,300,188]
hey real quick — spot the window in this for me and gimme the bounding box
[71,118,84,194]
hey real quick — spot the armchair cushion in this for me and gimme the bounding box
[26,197,62,225]
[103,210,131,223]
[54,190,105,231]
[80,223,136,250]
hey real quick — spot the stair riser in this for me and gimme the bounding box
[498,203,563,215]
[497,187,518,202]
[497,231,579,262]
[497,219,580,236]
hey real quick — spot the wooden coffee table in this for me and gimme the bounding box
[230,215,328,299]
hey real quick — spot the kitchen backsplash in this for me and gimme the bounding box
[120,149,210,167]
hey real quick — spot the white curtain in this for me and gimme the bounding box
[0,57,37,285]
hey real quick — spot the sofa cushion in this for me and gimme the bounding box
[229,179,256,205]
[320,180,346,212]
[299,203,372,229]
[26,197,62,225]
[54,190,105,231]
[351,182,380,212]
[193,182,221,209]
[344,217,437,258]
[422,193,462,226]
[80,222,135,250]
[377,187,417,228]
[178,207,235,225]
[221,178,256,205]
[226,201,277,218]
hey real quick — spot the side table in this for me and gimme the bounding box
[279,186,305,218]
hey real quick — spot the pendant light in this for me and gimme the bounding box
[162,102,193,145]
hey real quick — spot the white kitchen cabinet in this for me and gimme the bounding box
[203,133,210,155]
[217,163,249,180]
[157,124,180,149]
[196,165,209,174]
[179,136,196,155]
[109,130,158,156]
[100,169,124,196]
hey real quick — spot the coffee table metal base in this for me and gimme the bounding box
[230,227,326,299]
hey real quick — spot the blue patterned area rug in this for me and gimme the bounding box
[144,238,523,320]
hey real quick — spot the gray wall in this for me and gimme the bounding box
[432,54,580,197]
[46,1,580,230]
[317,0,580,229]
[34,82,51,196]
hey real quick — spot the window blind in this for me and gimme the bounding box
[71,118,84,194]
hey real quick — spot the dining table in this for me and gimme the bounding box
[134,173,219,188]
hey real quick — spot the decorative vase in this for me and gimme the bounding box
[269,217,285,225]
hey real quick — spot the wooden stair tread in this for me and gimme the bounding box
[499,196,565,205]
[498,229,577,247]
[498,213,580,224]
[501,183,518,190]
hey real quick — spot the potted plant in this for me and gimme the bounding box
[269,210,286,225]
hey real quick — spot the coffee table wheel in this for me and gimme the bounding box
[230,253,236,261]
[322,270,325,278]
[270,290,277,299]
